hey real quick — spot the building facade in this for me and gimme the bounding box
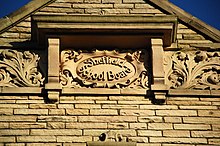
[0,0,219,145]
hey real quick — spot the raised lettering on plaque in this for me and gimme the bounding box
[60,50,148,89]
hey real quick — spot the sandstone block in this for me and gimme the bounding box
[66,122,107,129]
[120,110,155,116]
[57,136,92,143]
[66,109,89,115]
[14,109,48,115]
[156,110,197,116]
[148,123,173,130]
[138,130,162,136]
[174,124,211,130]
[17,136,56,142]
[163,130,190,137]
[90,109,118,115]
[130,123,147,129]
[31,129,82,136]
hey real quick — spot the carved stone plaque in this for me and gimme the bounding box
[60,50,148,89]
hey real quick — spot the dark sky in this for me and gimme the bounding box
[0,0,219,30]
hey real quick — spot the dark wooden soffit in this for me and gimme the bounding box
[0,0,56,34]
[149,0,220,42]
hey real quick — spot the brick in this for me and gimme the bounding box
[148,123,173,130]
[85,9,102,14]
[72,4,113,8]
[178,40,212,44]
[163,130,190,137]
[0,130,29,135]
[0,137,15,142]
[57,136,92,143]
[0,96,27,100]
[14,109,48,115]
[102,0,122,3]
[0,100,15,103]
[58,104,74,109]
[47,122,65,129]
[29,104,56,109]
[5,144,25,146]
[102,104,138,109]
[174,124,211,130]
[102,9,129,14]
[120,110,155,116]
[84,0,101,3]
[16,100,44,104]
[84,129,136,136]
[79,116,137,122]
[108,123,129,129]
[130,123,147,129]
[179,106,218,109]
[118,100,151,105]
[123,0,145,3]
[138,130,162,136]
[26,143,61,146]
[198,110,220,117]
[31,129,82,136]
[10,123,46,129]
[135,4,154,8]
[49,109,65,115]
[0,109,13,115]
[109,96,145,101]
[0,116,36,122]
[48,2,72,8]
[83,129,106,136]
[191,131,220,138]
[75,96,107,100]
[212,124,220,130]
[90,109,118,115]
[37,116,77,122]
[17,136,56,142]
[208,139,220,145]
[63,143,86,146]
[200,98,220,101]
[164,117,182,123]
[140,105,178,110]
[75,104,101,109]
[0,104,28,109]
[130,9,162,14]
[167,100,211,105]
[66,109,89,115]
[96,100,117,104]
[114,4,133,8]
[156,110,197,116]
[66,123,107,129]
[149,137,207,144]
[0,123,9,128]
[138,116,163,123]
[127,137,148,143]
[183,117,220,124]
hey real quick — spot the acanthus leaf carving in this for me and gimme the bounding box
[0,49,45,87]
[60,49,149,89]
[165,51,220,90]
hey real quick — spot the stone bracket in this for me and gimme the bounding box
[151,38,168,101]
[45,38,61,102]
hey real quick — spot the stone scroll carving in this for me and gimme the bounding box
[0,49,45,87]
[60,50,148,89]
[165,51,220,90]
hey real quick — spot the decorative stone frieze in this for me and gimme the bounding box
[0,49,44,87]
[60,49,148,89]
[165,51,220,90]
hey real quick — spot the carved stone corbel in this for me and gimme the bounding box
[151,38,168,101]
[45,38,61,102]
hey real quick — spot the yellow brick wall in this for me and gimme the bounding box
[0,95,219,145]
